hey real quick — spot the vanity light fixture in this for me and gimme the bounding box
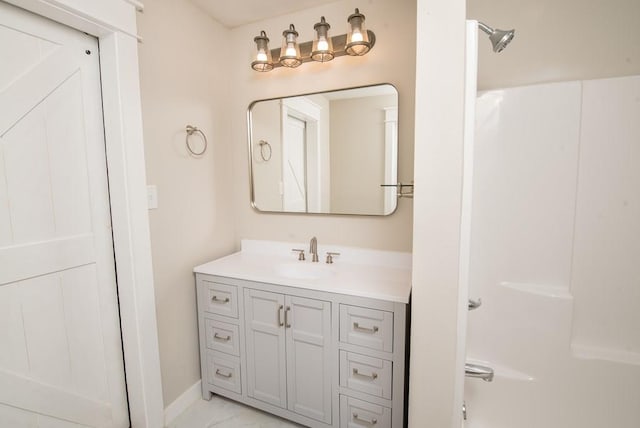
[250,8,376,72]
[251,31,274,72]
[345,8,371,56]
[280,24,302,67]
[311,16,334,62]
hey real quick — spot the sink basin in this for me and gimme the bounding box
[274,262,335,280]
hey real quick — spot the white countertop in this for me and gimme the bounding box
[194,240,412,303]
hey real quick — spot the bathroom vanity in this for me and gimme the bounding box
[194,240,411,428]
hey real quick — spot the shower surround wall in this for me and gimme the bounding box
[465,75,640,428]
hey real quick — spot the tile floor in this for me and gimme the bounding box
[168,395,305,428]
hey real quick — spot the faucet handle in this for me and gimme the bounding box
[325,252,341,264]
[292,248,306,261]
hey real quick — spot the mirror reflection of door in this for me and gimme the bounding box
[280,97,324,213]
[282,115,307,212]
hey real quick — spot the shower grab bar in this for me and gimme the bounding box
[465,362,494,382]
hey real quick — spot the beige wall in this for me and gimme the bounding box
[229,0,416,251]
[469,0,640,90]
[137,0,236,405]
[330,94,395,214]
[250,99,283,211]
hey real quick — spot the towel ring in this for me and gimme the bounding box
[258,140,272,161]
[185,125,207,156]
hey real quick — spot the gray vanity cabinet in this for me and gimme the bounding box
[244,289,332,424]
[196,273,408,428]
[243,289,288,408]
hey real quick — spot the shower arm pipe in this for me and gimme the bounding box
[477,21,493,36]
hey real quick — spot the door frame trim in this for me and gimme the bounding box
[3,1,164,427]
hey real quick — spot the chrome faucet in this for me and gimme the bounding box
[465,362,494,382]
[309,237,319,262]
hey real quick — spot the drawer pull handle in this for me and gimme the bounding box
[213,333,231,341]
[352,413,377,425]
[353,322,379,333]
[215,369,232,378]
[278,305,284,327]
[211,295,230,304]
[353,368,378,380]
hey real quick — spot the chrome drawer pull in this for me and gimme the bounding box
[353,368,378,380]
[353,322,379,333]
[213,332,231,341]
[215,369,232,378]
[352,413,377,425]
[211,295,230,304]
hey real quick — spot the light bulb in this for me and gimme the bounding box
[256,51,267,62]
[351,30,363,42]
[317,39,329,51]
[285,45,297,57]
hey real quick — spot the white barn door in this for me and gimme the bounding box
[0,2,129,427]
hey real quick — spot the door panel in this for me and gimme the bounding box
[282,115,307,212]
[285,295,332,423]
[244,289,287,408]
[0,2,128,427]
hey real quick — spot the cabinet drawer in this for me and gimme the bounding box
[203,281,238,318]
[340,395,391,428]
[205,319,240,356]
[206,351,241,394]
[340,305,393,352]
[340,351,392,399]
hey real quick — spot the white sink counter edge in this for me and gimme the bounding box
[194,239,412,303]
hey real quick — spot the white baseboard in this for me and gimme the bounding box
[164,380,202,427]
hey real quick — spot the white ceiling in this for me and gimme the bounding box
[190,0,340,28]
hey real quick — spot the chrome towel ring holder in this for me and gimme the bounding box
[258,139,272,161]
[185,125,207,156]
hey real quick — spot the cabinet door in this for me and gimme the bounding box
[244,289,287,408]
[285,295,332,423]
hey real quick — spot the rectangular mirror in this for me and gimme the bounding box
[248,83,398,215]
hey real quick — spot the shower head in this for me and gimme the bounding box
[478,21,515,53]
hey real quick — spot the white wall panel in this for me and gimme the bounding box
[471,82,581,290]
[570,75,640,360]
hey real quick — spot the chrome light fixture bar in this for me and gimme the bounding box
[251,8,376,72]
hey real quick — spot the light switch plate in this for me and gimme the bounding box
[147,185,158,209]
